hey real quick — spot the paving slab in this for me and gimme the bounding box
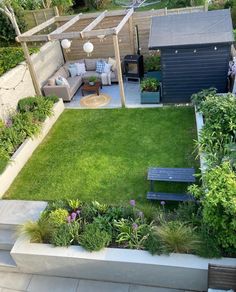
[129,285,184,292]
[0,289,24,292]
[0,272,31,291]
[27,275,79,292]
[0,251,16,268]
[77,280,129,292]
[0,201,47,227]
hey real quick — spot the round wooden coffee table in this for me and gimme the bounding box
[81,82,102,96]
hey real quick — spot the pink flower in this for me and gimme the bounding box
[132,223,138,230]
[71,212,77,221]
[160,201,166,206]
[129,199,136,207]
[67,215,71,223]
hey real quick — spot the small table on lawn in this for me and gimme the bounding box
[81,82,102,96]
[147,167,196,202]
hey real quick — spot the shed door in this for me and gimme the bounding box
[161,45,230,103]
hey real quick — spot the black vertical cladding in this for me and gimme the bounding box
[161,44,231,103]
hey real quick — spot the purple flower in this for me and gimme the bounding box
[129,199,136,207]
[5,119,12,128]
[67,215,71,223]
[71,212,77,221]
[76,210,81,216]
[138,211,144,218]
[160,201,166,206]
[132,223,138,230]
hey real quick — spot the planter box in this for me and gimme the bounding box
[11,236,236,291]
[146,70,162,81]
[194,106,208,174]
[141,91,160,104]
[0,99,64,198]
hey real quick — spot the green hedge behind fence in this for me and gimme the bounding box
[0,47,39,77]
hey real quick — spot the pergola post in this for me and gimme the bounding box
[1,5,42,95]
[113,35,125,107]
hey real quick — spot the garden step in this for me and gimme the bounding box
[0,250,16,268]
[0,229,17,251]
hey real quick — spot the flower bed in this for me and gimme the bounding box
[0,96,64,197]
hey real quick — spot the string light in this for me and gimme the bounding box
[0,64,28,91]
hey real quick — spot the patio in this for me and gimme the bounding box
[65,81,163,109]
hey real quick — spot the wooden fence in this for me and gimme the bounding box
[24,7,58,30]
[63,6,205,60]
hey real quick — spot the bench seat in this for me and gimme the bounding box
[147,192,195,202]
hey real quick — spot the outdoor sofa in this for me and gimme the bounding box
[43,58,118,101]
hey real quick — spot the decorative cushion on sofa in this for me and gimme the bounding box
[96,60,105,74]
[75,62,86,75]
[68,64,77,77]
[108,57,117,71]
[103,62,112,73]
[85,59,97,71]
[48,78,55,86]
[55,76,70,87]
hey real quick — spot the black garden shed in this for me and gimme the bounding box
[148,9,234,103]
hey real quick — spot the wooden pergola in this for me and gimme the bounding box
[16,8,135,107]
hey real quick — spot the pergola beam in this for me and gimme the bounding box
[16,16,56,39]
[82,27,115,38]
[17,34,49,42]
[115,8,134,35]
[49,31,81,40]
[49,13,82,37]
[80,10,107,38]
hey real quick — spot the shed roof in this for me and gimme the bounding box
[148,9,234,49]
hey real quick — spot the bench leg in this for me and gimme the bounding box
[150,180,154,192]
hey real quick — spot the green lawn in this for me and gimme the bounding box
[5,107,198,210]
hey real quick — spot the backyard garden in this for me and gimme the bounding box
[0,88,235,260]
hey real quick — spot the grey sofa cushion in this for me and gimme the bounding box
[84,59,97,71]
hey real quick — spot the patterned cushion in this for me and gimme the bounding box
[75,62,86,75]
[96,60,105,74]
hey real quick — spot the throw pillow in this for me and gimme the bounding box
[75,62,86,75]
[68,64,77,77]
[96,60,105,74]
[85,59,96,71]
[108,57,117,71]
[55,76,70,87]
[48,78,55,86]
[103,62,112,73]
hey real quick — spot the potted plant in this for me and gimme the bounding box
[88,76,98,85]
[140,78,160,104]
[144,55,161,81]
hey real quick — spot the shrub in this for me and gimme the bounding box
[144,229,162,255]
[140,78,160,92]
[18,96,54,122]
[114,219,151,250]
[144,55,161,72]
[191,87,217,111]
[155,221,200,254]
[20,213,53,243]
[196,92,236,166]
[44,95,59,104]
[48,208,69,227]
[0,47,39,76]
[189,162,236,250]
[79,223,111,252]
[51,221,81,247]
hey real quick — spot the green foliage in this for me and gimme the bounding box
[13,0,42,10]
[144,229,162,255]
[18,96,54,122]
[20,212,53,243]
[44,95,59,104]
[51,223,73,247]
[196,92,236,166]
[48,208,69,227]
[68,199,81,211]
[0,3,27,46]
[114,219,151,249]
[191,87,217,111]
[144,55,161,72]
[140,78,160,92]
[189,162,236,250]
[79,223,111,251]
[88,76,98,83]
[52,0,73,14]
[155,221,200,254]
[0,47,39,76]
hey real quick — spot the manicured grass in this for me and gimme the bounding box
[5,107,199,210]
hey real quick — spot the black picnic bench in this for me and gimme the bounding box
[147,167,196,202]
